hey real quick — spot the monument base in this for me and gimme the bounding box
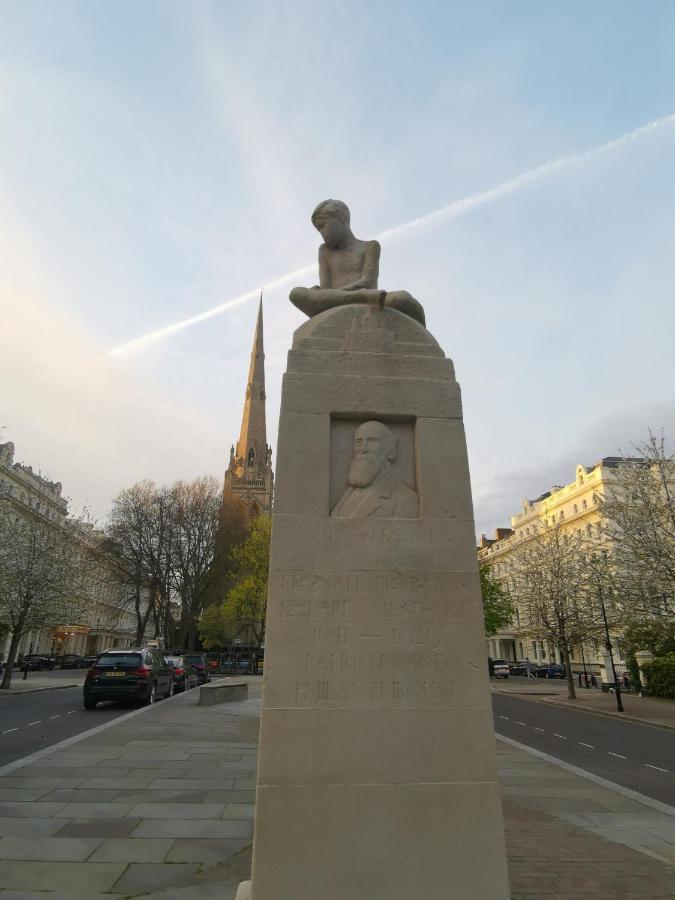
[235,881,252,900]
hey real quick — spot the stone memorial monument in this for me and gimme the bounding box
[237,201,510,899]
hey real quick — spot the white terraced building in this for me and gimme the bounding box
[0,441,141,663]
[478,457,635,673]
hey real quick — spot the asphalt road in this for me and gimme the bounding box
[0,684,132,768]
[492,692,675,806]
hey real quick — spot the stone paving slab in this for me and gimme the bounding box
[0,836,104,861]
[56,818,141,838]
[0,893,124,900]
[0,859,127,892]
[88,838,174,863]
[110,861,201,894]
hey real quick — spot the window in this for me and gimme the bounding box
[573,504,578,514]
[582,499,587,510]
[247,448,255,465]
[586,524,592,537]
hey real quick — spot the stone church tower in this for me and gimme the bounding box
[223,298,274,514]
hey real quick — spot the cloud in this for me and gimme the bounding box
[108,110,675,358]
[0,285,224,518]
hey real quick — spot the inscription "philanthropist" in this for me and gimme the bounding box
[294,678,453,708]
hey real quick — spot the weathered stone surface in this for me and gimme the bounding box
[244,305,509,899]
[198,681,248,706]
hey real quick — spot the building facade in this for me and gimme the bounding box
[223,299,274,515]
[478,457,634,671]
[0,441,138,663]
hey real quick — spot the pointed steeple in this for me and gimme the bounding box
[236,295,267,470]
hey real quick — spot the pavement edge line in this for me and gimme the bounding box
[540,696,675,734]
[496,732,675,818]
[0,683,220,778]
[491,686,675,734]
[0,683,80,697]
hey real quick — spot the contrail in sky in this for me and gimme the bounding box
[110,111,675,358]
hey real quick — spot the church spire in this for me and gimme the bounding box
[236,295,267,470]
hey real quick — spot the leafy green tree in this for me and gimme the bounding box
[480,565,515,637]
[223,515,271,647]
[198,603,239,650]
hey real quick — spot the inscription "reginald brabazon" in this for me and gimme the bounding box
[268,566,475,709]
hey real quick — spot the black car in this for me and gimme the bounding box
[59,654,85,669]
[182,653,210,685]
[22,654,56,671]
[83,648,173,709]
[164,655,199,692]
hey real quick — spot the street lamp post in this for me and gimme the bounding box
[598,580,623,713]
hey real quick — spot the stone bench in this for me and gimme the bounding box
[199,680,248,706]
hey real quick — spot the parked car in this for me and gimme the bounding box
[509,661,539,677]
[22,654,56,671]
[59,654,85,669]
[492,659,510,679]
[536,664,565,679]
[543,664,566,679]
[164,655,199,693]
[182,653,210,685]
[83,648,173,709]
[81,655,98,668]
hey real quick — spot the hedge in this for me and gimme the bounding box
[642,653,675,699]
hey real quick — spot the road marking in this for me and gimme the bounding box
[554,733,567,740]
[49,715,61,720]
[533,727,545,732]
[27,721,42,727]
[579,742,595,749]
[2,728,18,734]
[645,764,669,773]
[499,715,509,720]
[514,721,527,726]
[609,752,627,760]
[66,710,76,715]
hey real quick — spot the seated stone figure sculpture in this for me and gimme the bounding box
[290,199,426,327]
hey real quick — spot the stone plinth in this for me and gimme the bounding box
[244,305,510,899]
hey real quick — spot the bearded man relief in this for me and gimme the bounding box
[331,421,418,519]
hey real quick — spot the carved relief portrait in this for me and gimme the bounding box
[331,420,418,519]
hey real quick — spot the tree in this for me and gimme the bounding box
[0,487,92,690]
[480,565,514,637]
[199,489,249,609]
[598,432,675,620]
[104,479,248,651]
[509,522,607,699]
[170,476,225,650]
[223,515,271,647]
[105,481,171,646]
[198,603,239,650]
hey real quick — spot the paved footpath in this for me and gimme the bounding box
[0,680,673,898]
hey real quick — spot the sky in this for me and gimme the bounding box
[1,0,675,537]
